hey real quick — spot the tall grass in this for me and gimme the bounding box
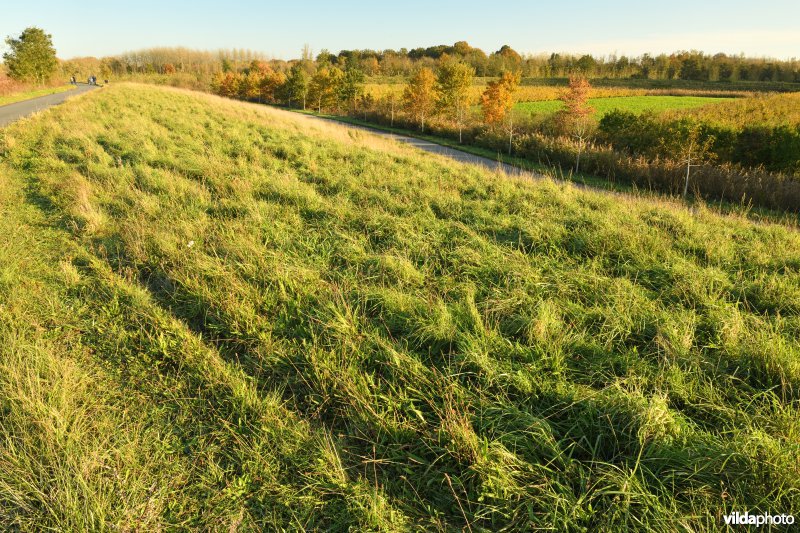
[1,83,798,531]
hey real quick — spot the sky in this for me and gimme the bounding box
[2,0,799,60]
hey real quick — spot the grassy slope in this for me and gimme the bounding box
[514,96,731,118]
[296,110,800,226]
[1,84,799,531]
[0,85,75,107]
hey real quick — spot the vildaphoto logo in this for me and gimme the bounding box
[723,511,795,527]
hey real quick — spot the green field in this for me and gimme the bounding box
[1,84,799,530]
[0,84,75,107]
[515,95,731,118]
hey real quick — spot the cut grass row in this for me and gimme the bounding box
[514,95,732,118]
[1,83,799,530]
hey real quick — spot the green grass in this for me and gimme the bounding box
[295,109,800,227]
[515,96,731,118]
[0,84,75,107]
[1,83,799,531]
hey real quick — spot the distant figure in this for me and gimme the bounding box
[104,79,108,85]
[70,75,76,85]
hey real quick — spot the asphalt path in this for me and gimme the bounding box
[0,83,99,128]
[309,115,544,179]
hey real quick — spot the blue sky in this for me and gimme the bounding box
[3,0,799,60]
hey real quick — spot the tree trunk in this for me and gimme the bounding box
[683,155,691,198]
[508,116,513,155]
[457,107,463,144]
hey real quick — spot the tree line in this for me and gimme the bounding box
[58,43,800,85]
[5,28,798,87]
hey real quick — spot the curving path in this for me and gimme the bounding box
[308,115,542,179]
[0,83,99,128]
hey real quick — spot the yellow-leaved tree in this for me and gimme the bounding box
[436,60,475,143]
[480,71,520,153]
[403,67,437,132]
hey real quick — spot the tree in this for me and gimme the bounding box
[309,66,343,112]
[403,67,437,132]
[557,76,594,173]
[490,45,522,75]
[259,69,286,104]
[285,64,310,109]
[661,119,716,198]
[480,71,518,125]
[480,71,519,153]
[239,70,262,101]
[3,27,58,85]
[339,60,365,112]
[213,71,240,98]
[383,89,401,127]
[436,60,475,143]
[359,92,375,121]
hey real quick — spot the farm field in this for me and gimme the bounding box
[514,95,732,118]
[671,91,800,127]
[1,83,799,530]
[364,82,747,106]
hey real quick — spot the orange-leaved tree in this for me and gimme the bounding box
[259,68,286,104]
[403,67,437,132]
[480,71,520,153]
[213,71,240,98]
[240,70,262,101]
[557,76,594,173]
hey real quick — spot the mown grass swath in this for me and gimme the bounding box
[515,95,731,118]
[1,84,799,530]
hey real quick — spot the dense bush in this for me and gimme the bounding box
[599,110,800,176]
[470,128,800,211]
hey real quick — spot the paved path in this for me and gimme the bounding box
[0,84,99,128]
[310,115,542,179]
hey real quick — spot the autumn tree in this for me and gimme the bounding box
[362,56,380,75]
[480,71,518,125]
[480,71,519,153]
[403,67,437,132]
[260,69,286,104]
[309,66,343,112]
[213,71,240,98]
[436,60,475,143]
[285,64,310,109]
[3,27,58,85]
[239,70,262,101]
[557,76,594,173]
